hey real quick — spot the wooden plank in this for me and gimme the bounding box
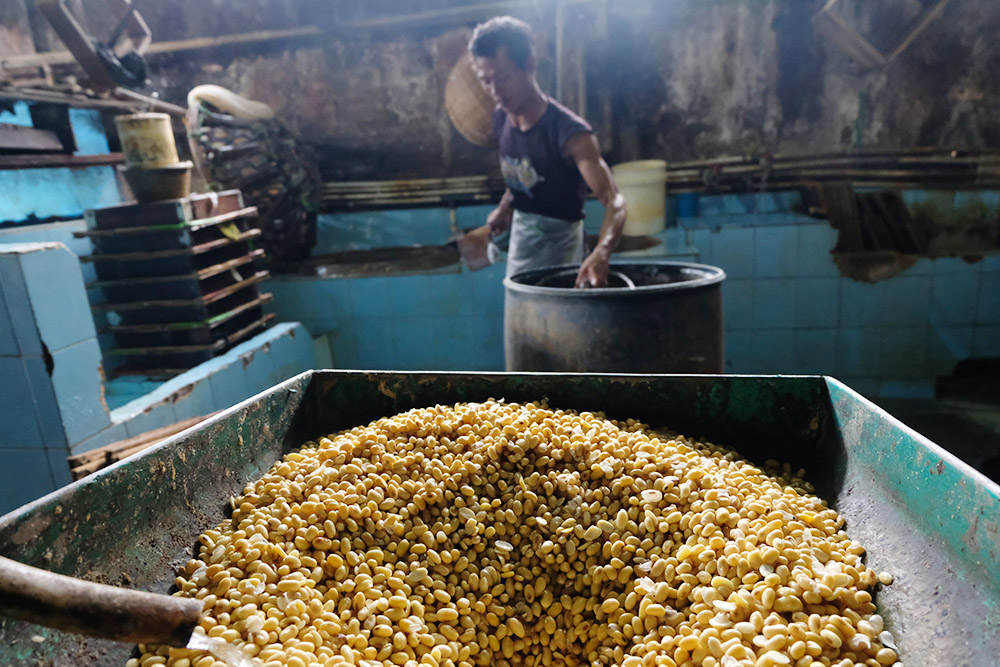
[79,229,262,262]
[28,103,76,152]
[0,26,322,69]
[69,411,221,479]
[0,151,124,170]
[96,273,270,314]
[74,207,258,237]
[0,122,64,152]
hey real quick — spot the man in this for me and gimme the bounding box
[468,16,626,288]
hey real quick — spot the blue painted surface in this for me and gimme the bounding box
[68,108,111,155]
[0,167,121,223]
[46,447,74,488]
[0,252,41,356]
[752,278,796,329]
[49,338,110,444]
[792,328,838,375]
[69,422,129,457]
[0,357,45,449]
[0,280,17,356]
[0,103,119,224]
[0,449,56,514]
[22,355,68,449]
[19,243,96,352]
[794,277,839,329]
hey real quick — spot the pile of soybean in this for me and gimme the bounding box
[130,400,900,667]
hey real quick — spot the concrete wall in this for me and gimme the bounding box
[132,0,1000,178]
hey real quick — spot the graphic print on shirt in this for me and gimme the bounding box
[500,154,545,198]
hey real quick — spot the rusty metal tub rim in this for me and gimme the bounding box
[504,260,726,297]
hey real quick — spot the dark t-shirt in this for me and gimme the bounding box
[492,100,593,222]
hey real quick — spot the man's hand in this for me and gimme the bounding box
[575,247,610,288]
[487,189,514,236]
[486,206,512,236]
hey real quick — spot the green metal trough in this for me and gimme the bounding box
[1,372,998,666]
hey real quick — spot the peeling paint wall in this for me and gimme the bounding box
[4,0,1000,178]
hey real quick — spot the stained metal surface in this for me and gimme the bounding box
[0,372,997,666]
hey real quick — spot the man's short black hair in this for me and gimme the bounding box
[468,16,534,70]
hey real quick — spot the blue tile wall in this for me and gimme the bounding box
[355,317,399,370]
[752,279,796,329]
[925,326,975,376]
[22,355,68,449]
[49,338,110,444]
[20,245,96,352]
[167,376,218,422]
[70,421,129,456]
[46,448,73,487]
[795,225,839,277]
[794,278,839,329]
[0,253,41,356]
[836,328,884,378]
[710,227,755,279]
[749,329,795,374]
[792,329,838,375]
[207,358,250,410]
[973,326,1000,357]
[272,192,997,397]
[235,343,278,395]
[881,275,933,326]
[0,286,17,356]
[930,270,981,326]
[0,357,45,449]
[328,324,359,368]
[839,280,886,327]
[722,279,753,331]
[122,400,178,439]
[976,272,1000,325]
[292,327,317,371]
[0,448,56,515]
[314,208,453,254]
[470,316,504,371]
[879,327,929,379]
[724,331,752,374]
[754,226,799,277]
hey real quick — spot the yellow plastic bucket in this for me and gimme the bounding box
[114,112,180,169]
[612,160,667,236]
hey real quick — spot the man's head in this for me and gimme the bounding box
[469,16,538,115]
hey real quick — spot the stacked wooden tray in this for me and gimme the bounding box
[78,190,274,377]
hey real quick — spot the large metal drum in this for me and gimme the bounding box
[504,261,726,373]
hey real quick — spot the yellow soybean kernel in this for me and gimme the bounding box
[142,400,884,667]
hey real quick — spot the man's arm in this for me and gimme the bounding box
[487,188,514,236]
[564,132,627,288]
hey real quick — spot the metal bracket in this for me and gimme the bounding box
[36,0,151,91]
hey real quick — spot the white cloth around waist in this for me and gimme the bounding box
[492,209,586,278]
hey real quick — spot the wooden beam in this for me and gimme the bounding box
[0,122,64,152]
[0,26,323,70]
[0,151,123,170]
[887,0,952,63]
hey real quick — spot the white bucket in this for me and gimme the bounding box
[613,160,667,236]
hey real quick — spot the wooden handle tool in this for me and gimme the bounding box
[0,555,202,646]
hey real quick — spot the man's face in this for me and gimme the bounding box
[473,47,533,115]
